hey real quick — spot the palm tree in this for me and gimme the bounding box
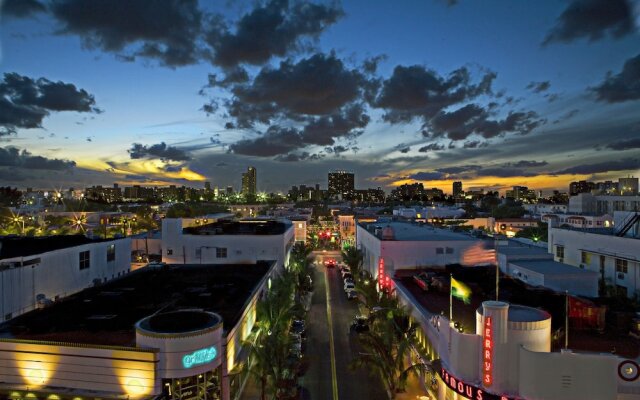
[352,305,432,398]
[341,246,363,277]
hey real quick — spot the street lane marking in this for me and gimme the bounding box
[325,267,339,400]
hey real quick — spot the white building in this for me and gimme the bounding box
[393,284,640,400]
[541,212,614,229]
[548,224,640,298]
[393,206,466,219]
[0,262,278,400]
[523,203,568,215]
[0,235,132,322]
[356,221,495,282]
[161,218,294,267]
[569,193,640,214]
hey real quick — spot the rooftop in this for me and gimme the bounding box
[512,260,599,277]
[395,267,639,358]
[0,262,272,346]
[477,302,551,323]
[183,219,291,235]
[0,235,118,260]
[359,221,476,241]
[496,244,551,258]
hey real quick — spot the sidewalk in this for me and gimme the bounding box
[395,373,434,400]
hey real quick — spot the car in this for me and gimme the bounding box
[346,289,358,300]
[340,265,351,274]
[350,316,369,333]
[148,261,166,268]
[344,281,355,292]
[324,259,336,268]
[342,272,353,281]
[291,320,306,336]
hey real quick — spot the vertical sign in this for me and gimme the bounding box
[483,316,493,387]
[378,259,385,290]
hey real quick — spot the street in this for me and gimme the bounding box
[298,254,388,400]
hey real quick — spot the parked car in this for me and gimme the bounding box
[346,289,358,300]
[344,281,355,292]
[340,266,351,275]
[324,259,336,268]
[342,272,353,281]
[413,271,434,291]
[290,320,306,336]
[350,316,370,333]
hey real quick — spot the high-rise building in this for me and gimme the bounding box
[569,180,595,196]
[453,181,463,198]
[204,181,211,191]
[328,171,355,198]
[242,166,257,196]
[619,176,639,195]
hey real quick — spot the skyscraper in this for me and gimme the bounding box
[242,166,257,196]
[328,171,355,198]
[453,181,463,198]
[619,176,639,195]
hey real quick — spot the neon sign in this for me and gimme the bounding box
[182,346,217,368]
[439,367,515,400]
[483,316,493,387]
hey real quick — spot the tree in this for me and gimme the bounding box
[351,302,432,398]
[491,204,525,218]
[515,222,548,242]
[341,246,363,277]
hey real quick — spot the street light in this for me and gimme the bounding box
[12,215,25,235]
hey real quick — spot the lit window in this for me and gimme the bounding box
[581,251,591,265]
[79,250,90,270]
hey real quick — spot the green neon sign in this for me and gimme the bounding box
[182,346,217,368]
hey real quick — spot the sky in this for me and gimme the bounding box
[0,0,639,195]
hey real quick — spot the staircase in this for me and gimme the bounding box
[615,212,640,237]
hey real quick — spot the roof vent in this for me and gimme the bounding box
[381,225,395,240]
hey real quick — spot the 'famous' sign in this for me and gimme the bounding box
[439,367,516,400]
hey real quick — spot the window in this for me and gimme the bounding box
[216,247,227,258]
[436,247,444,255]
[556,245,564,259]
[166,249,173,255]
[79,250,90,270]
[107,244,115,262]
[195,248,202,258]
[445,247,454,254]
[616,259,628,274]
[581,251,591,265]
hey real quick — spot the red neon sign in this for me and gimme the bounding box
[378,259,385,289]
[483,316,493,387]
[439,367,514,400]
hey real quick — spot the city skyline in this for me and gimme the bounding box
[1,0,639,194]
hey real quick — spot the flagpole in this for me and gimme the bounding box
[449,273,453,324]
[565,290,569,350]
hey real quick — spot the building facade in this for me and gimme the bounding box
[241,166,257,196]
[328,171,355,199]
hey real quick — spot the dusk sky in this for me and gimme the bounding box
[1,0,639,194]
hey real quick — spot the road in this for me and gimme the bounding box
[299,252,387,400]
[241,252,387,400]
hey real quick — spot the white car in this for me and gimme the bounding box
[344,281,355,292]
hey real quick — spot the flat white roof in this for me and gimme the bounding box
[360,221,476,241]
[511,260,599,276]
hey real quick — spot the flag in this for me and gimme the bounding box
[451,277,471,304]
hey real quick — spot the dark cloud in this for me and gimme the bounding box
[50,0,204,67]
[526,81,551,93]
[475,168,536,178]
[554,158,640,174]
[502,160,548,168]
[375,65,495,124]
[224,122,236,129]
[226,53,369,126]
[201,67,249,91]
[435,165,481,174]
[462,140,489,148]
[398,146,410,153]
[0,72,99,135]
[543,0,635,45]
[427,103,544,141]
[299,103,369,145]
[274,151,324,162]
[1,0,46,18]
[0,146,76,170]
[207,0,343,68]
[418,143,445,152]
[215,162,228,167]
[409,171,446,181]
[362,55,387,74]
[228,126,304,157]
[128,142,191,161]
[553,109,580,124]
[606,138,640,151]
[591,53,640,103]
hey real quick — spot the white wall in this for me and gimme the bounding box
[519,348,618,400]
[161,219,294,267]
[549,227,640,298]
[0,238,131,321]
[0,340,158,399]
